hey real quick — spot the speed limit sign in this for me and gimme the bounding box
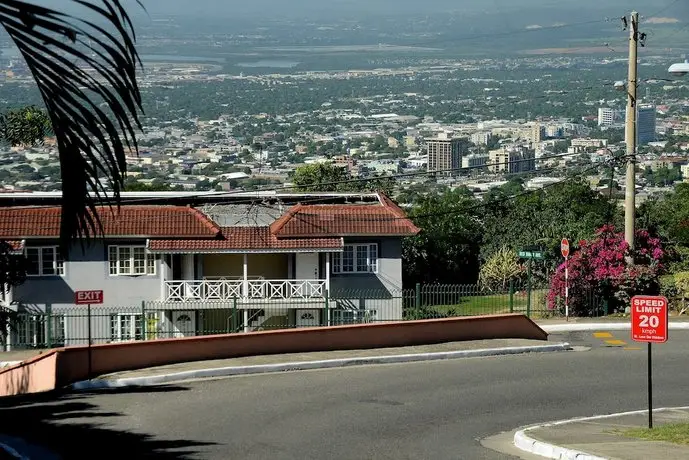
[631,295,668,343]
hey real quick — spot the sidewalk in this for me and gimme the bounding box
[93,338,563,384]
[516,408,689,460]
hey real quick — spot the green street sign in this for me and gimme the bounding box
[518,251,545,260]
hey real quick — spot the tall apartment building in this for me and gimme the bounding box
[598,107,623,126]
[488,145,536,174]
[637,105,657,145]
[470,131,493,145]
[426,133,465,174]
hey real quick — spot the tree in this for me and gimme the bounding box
[403,188,483,285]
[480,179,612,268]
[479,246,523,291]
[291,164,348,192]
[0,106,51,146]
[639,183,689,252]
[547,225,664,316]
[291,163,395,194]
[0,1,144,250]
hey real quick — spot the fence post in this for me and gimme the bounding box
[603,298,609,317]
[526,259,532,318]
[232,297,238,333]
[45,303,52,349]
[141,301,147,341]
[415,283,421,309]
[322,290,330,327]
[509,280,514,314]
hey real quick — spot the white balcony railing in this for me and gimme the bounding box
[164,279,327,302]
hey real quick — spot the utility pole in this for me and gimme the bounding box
[625,11,639,251]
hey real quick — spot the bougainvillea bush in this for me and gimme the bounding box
[548,225,664,316]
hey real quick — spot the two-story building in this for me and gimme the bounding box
[0,191,419,348]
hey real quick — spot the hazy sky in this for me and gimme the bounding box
[34,0,689,22]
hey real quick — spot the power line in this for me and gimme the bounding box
[79,150,590,205]
[279,162,611,225]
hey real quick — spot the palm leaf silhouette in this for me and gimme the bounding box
[0,0,144,254]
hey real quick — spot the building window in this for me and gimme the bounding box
[332,244,378,274]
[108,246,156,276]
[25,247,64,277]
[110,314,143,342]
[15,314,65,348]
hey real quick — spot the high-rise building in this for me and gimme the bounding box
[637,105,657,145]
[470,131,492,145]
[598,107,623,126]
[488,145,536,174]
[426,133,465,174]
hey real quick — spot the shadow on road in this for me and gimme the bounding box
[0,385,214,459]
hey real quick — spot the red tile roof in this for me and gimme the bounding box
[148,227,343,253]
[270,195,419,237]
[0,206,221,239]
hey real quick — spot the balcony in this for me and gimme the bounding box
[163,279,327,302]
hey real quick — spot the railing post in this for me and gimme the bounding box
[232,296,238,333]
[603,297,609,317]
[45,303,52,349]
[323,289,330,327]
[415,283,421,309]
[509,280,514,314]
[141,300,147,341]
[526,259,532,318]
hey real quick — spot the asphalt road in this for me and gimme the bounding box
[3,330,689,460]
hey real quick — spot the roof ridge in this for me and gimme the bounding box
[270,203,303,235]
[186,207,222,236]
[377,192,408,219]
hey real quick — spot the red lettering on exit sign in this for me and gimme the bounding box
[75,290,104,305]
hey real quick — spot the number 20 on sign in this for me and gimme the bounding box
[631,295,668,343]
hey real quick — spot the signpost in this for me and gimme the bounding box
[631,295,669,429]
[561,239,570,321]
[75,290,104,380]
[518,248,545,318]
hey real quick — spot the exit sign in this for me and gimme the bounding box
[75,290,104,305]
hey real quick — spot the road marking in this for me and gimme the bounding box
[604,339,627,346]
[593,332,613,338]
[624,347,642,350]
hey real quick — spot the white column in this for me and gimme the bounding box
[243,309,249,333]
[242,253,249,299]
[325,253,330,294]
[159,255,166,301]
[182,254,195,280]
[5,321,11,352]
[182,254,195,299]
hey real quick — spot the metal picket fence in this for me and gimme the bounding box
[1,283,607,350]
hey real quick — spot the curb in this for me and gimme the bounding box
[70,342,571,391]
[541,322,689,333]
[513,406,689,460]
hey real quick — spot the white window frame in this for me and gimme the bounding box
[332,243,378,274]
[25,246,65,277]
[108,245,156,276]
[110,313,143,342]
[16,314,65,347]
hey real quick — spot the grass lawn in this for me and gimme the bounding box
[623,423,689,445]
[430,290,550,317]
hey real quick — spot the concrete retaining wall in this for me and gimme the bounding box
[0,314,547,396]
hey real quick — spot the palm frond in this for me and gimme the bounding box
[0,0,144,255]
